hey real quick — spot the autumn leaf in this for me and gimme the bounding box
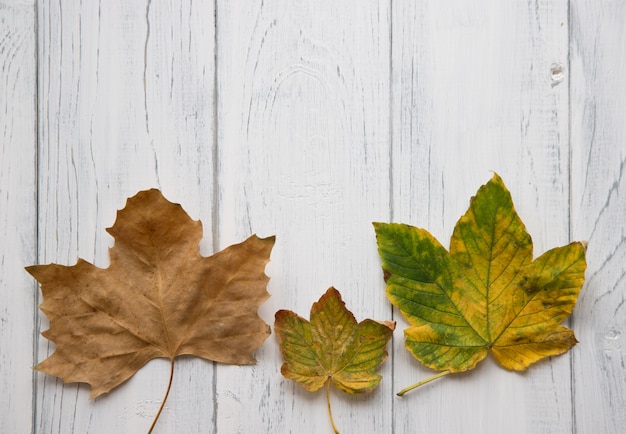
[26,189,275,432]
[374,173,586,395]
[275,287,395,434]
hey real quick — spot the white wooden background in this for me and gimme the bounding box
[1,1,625,433]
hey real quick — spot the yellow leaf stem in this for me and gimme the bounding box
[396,370,451,396]
[326,380,340,434]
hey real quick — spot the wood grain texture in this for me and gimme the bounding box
[216,0,392,432]
[391,1,572,433]
[570,1,626,432]
[0,0,624,432]
[36,0,215,432]
[0,2,36,433]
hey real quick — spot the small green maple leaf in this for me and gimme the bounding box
[275,287,394,433]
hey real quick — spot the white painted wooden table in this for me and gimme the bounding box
[1,1,625,433]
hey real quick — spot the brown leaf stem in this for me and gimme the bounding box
[326,380,340,434]
[147,358,175,434]
[396,370,451,396]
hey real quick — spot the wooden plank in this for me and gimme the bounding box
[570,2,626,432]
[216,1,392,432]
[0,1,36,433]
[391,1,571,432]
[35,0,216,432]
[15,1,624,433]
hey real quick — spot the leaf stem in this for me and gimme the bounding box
[396,370,451,396]
[147,358,175,434]
[326,380,340,434]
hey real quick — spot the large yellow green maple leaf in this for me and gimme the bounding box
[374,174,586,394]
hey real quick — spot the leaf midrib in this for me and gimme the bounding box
[385,229,487,346]
[490,249,582,348]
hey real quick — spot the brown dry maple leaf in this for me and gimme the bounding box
[26,189,275,431]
